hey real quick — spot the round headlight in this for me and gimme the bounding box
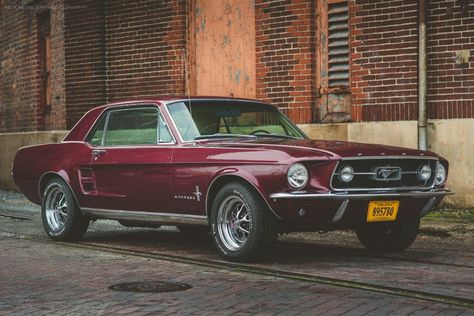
[417,164,432,182]
[435,163,446,185]
[287,163,308,189]
[339,165,354,183]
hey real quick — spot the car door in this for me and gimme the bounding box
[80,105,175,213]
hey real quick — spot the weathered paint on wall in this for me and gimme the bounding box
[428,119,474,208]
[299,122,348,141]
[193,0,256,98]
[0,131,68,191]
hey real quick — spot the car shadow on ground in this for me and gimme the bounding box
[80,225,448,266]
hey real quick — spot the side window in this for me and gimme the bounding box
[88,116,106,146]
[104,108,158,146]
[87,107,174,146]
[158,115,173,143]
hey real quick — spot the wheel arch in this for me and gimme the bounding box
[205,173,281,224]
[38,171,80,208]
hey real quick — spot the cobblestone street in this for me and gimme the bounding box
[1,236,472,316]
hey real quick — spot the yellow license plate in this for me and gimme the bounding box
[367,201,399,222]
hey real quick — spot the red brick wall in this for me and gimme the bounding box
[0,1,66,133]
[427,0,474,119]
[64,0,107,128]
[105,0,187,102]
[1,2,39,132]
[64,0,187,128]
[255,0,316,124]
[350,0,474,122]
[2,0,474,131]
[350,0,419,122]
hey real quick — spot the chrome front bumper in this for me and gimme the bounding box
[269,189,454,200]
[269,189,453,221]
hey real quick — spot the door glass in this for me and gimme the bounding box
[104,108,159,146]
[88,116,106,146]
[158,115,173,143]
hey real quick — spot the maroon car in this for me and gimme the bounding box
[12,97,452,261]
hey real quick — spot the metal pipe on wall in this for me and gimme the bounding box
[418,0,428,150]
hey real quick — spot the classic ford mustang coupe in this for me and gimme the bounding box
[12,97,452,261]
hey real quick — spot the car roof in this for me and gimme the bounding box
[63,96,277,142]
[102,96,272,108]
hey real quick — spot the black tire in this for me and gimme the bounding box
[355,218,420,252]
[210,182,277,262]
[41,178,89,241]
[177,225,209,235]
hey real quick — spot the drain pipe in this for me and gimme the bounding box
[418,0,428,150]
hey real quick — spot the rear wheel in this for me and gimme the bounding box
[42,178,89,241]
[211,182,277,262]
[355,218,420,252]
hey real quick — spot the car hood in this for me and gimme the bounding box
[198,137,437,160]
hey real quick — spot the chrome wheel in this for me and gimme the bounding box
[44,186,68,232]
[217,195,251,251]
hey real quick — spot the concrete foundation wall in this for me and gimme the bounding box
[0,131,68,191]
[300,118,474,209]
[1,119,472,208]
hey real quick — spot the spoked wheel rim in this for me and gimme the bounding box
[45,186,68,232]
[217,195,251,251]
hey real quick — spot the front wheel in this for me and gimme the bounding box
[42,178,89,241]
[355,218,420,252]
[211,182,277,262]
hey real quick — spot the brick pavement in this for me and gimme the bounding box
[1,192,474,315]
[1,236,473,316]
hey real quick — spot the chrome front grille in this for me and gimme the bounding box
[331,157,438,191]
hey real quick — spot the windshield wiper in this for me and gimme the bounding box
[251,133,301,139]
[194,133,257,141]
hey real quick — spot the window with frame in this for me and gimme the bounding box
[87,107,173,146]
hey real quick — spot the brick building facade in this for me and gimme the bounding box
[0,0,473,206]
[1,0,473,131]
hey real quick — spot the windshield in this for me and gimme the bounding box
[166,101,306,142]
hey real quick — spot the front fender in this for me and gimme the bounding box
[205,167,284,222]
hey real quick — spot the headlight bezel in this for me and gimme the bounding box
[435,162,447,186]
[287,163,309,189]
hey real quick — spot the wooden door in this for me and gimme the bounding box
[190,0,256,98]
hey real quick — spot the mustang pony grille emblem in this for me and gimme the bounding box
[374,167,402,181]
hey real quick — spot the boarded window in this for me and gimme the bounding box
[37,10,52,130]
[328,1,349,87]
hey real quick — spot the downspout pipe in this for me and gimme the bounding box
[418,0,428,150]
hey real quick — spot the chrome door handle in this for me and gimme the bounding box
[92,149,106,158]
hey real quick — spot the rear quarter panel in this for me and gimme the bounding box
[12,142,92,205]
